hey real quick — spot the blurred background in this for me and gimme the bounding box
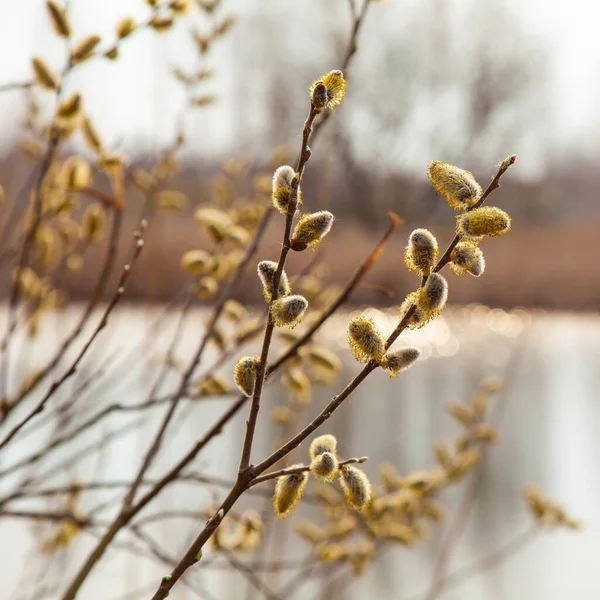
[0,0,598,599]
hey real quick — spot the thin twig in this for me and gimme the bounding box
[0,222,147,451]
[249,456,367,488]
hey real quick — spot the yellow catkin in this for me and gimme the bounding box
[427,160,482,210]
[180,250,214,275]
[257,260,291,302]
[270,294,308,328]
[46,1,71,37]
[306,345,342,373]
[149,15,174,32]
[457,206,511,238]
[196,276,218,300]
[71,35,102,63]
[379,347,420,377]
[404,229,439,274]
[155,190,188,211]
[339,465,372,510]
[309,434,337,460]
[291,211,334,251]
[233,356,259,397]
[347,315,385,363]
[222,299,246,322]
[61,156,91,190]
[81,116,103,153]
[32,57,59,90]
[417,272,448,313]
[271,165,296,214]
[57,93,82,120]
[308,70,346,109]
[80,204,106,243]
[116,17,136,39]
[310,451,339,482]
[449,241,485,277]
[273,468,309,518]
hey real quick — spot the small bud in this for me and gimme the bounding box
[379,347,420,377]
[339,465,371,510]
[271,165,296,214]
[61,156,91,191]
[271,405,292,425]
[273,468,309,518]
[311,82,328,109]
[257,260,291,302]
[309,434,338,461]
[80,204,106,243]
[434,442,453,470]
[446,402,476,427]
[306,345,342,374]
[155,190,188,211]
[46,1,71,37]
[310,451,339,482]
[222,299,247,322]
[57,93,82,120]
[427,161,482,210]
[116,17,136,39]
[149,15,174,32]
[180,250,215,275]
[81,116,103,153]
[104,46,119,60]
[270,294,308,328]
[348,315,385,363]
[282,368,311,403]
[457,206,511,238]
[71,35,101,63]
[418,273,448,312]
[233,356,259,397]
[195,207,233,242]
[404,229,439,274]
[96,152,127,174]
[308,70,346,110]
[32,57,59,90]
[291,211,334,251]
[501,154,517,169]
[196,276,218,300]
[449,241,485,277]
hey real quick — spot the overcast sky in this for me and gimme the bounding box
[0,0,597,176]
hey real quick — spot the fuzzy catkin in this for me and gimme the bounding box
[271,165,296,214]
[347,316,385,363]
[308,70,346,109]
[339,465,372,510]
[310,451,339,482]
[270,294,308,328]
[449,241,485,277]
[427,160,482,210]
[257,260,291,302]
[404,229,439,274]
[379,347,420,377]
[273,468,309,518]
[309,434,338,461]
[291,211,334,251]
[233,356,259,397]
[457,206,511,238]
[418,273,448,312]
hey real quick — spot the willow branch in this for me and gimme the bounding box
[0,222,146,451]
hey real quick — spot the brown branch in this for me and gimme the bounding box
[238,103,318,474]
[0,222,146,451]
[249,456,367,488]
[310,0,372,143]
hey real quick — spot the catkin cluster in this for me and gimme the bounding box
[273,434,371,519]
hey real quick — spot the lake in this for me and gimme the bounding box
[0,305,598,600]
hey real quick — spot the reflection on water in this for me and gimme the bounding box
[0,306,598,599]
